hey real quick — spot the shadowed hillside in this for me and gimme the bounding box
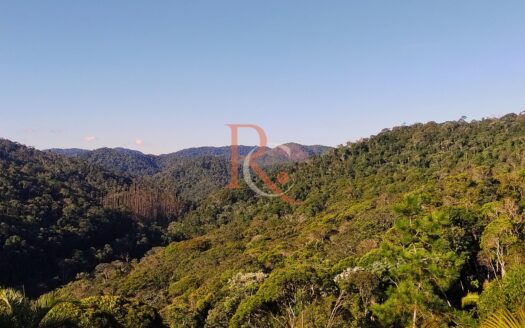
[0,140,177,296]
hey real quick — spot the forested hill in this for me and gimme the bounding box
[55,113,525,327]
[47,144,333,177]
[47,147,160,176]
[0,138,330,297]
[45,144,332,204]
[158,143,332,162]
[0,139,180,296]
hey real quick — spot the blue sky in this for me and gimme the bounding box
[1,1,524,154]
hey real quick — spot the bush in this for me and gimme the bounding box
[479,266,525,318]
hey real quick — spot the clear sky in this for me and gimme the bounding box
[1,1,524,154]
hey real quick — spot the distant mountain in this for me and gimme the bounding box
[46,144,333,177]
[45,144,332,203]
[82,147,159,176]
[46,148,91,157]
[257,143,332,165]
[165,144,331,160]
[162,145,260,159]
[46,147,158,176]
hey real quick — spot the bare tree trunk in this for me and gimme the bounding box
[326,290,345,328]
[412,305,417,328]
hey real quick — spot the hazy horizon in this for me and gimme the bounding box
[1,111,521,155]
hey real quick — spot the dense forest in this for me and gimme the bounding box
[2,114,525,327]
[0,141,179,296]
[48,144,331,177]
[48,144,331,204]
[0,139,327,300]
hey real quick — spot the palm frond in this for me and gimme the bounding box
[32,292,74,328]
[0,288,33,328]
[0,288,26,315]
[32,291,64,314]
[481,307,525,328]
[0,288,74,328]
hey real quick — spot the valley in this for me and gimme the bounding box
[2,114,525,327]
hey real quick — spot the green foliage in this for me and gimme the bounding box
[461,292,480,308]
[0,139,168,295]
[359,210,465,327]
[479,209,524,278]
[479,266,525,318]
[230,264,329,327]
[5,114,525,327]
[0,288,66,328]
[45,295,166,328]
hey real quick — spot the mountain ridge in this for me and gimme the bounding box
[45,144,333,177]
[46,144,332,159]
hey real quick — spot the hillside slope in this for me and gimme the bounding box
[47,144,332,204]
[0,140,175,296]
[56,114,525,327]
